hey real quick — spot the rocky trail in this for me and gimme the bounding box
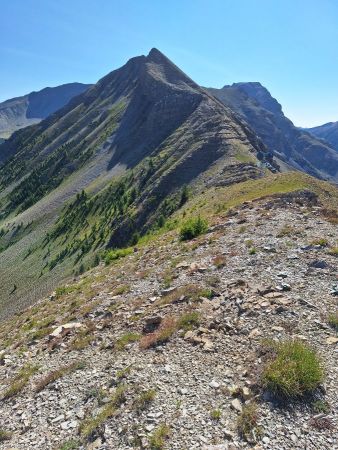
[0,191,337,450]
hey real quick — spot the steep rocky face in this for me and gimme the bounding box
[306,121,338,152]
[0,82,91,139]
[208,83,338,182]
[0,48,272,316]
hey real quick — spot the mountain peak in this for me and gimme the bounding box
[147,47,166,60]
[231,82,283,115]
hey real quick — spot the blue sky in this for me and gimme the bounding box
[1,0,338,127]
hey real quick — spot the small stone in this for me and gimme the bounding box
[209,380,220,389]
[231,398,242,412]
[178,388,188,395]
[326,336,338,345]
[223,428,235,440]
[262,436,270,444]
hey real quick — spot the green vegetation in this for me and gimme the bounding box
[261,340,323,398]
[3,364,39,399]
[0,429,12,442]
[328,247,338,256]
[311,237,329,246]
[79,384,127,439]
[312,399,330,414]
[104,247,133,265]
[58,439,81,450]
[149,424,170,450]
[134,389,157,411]
[327,312,338,330]
[179,216,208,241]
[115,332,141,351]
[177,311,200,331]
[210,408,222,421]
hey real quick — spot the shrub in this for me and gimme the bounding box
[237,402,260,442]
[104,247,133,265]
[249,247,256,255]
[261,340,323,398]
[179,216,208,241]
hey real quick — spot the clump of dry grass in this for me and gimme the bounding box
[212,254,226,268]
[35,360,85,393]
[140,316,177,349]
[237,402,261,442]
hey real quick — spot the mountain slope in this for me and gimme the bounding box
[306,121,338,152]
[207,82,338,182]
[0,82,91,139]
[0,172,337,449]
[0,48,273,317]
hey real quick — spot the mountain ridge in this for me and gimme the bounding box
[0,82,91,139]
[305,121,338,152]
[207,82,338,182]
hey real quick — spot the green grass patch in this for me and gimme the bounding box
[261,340,323,398]
[0,429,12,442]
[115,332,141,351]
[177,311,200,331]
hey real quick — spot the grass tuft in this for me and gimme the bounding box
[327,312,338,330]
[149,423,170,450]
[3,364,39,399]
[261,340,323,398]
[0,429,12,442]
[134,389,156,411]
[115,332,141,351]
[237,402,260,442]
[140,316,177,349]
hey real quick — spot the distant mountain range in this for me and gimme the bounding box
[0,82,91,139]
[207,82,338,182]
[305,121,338,152]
